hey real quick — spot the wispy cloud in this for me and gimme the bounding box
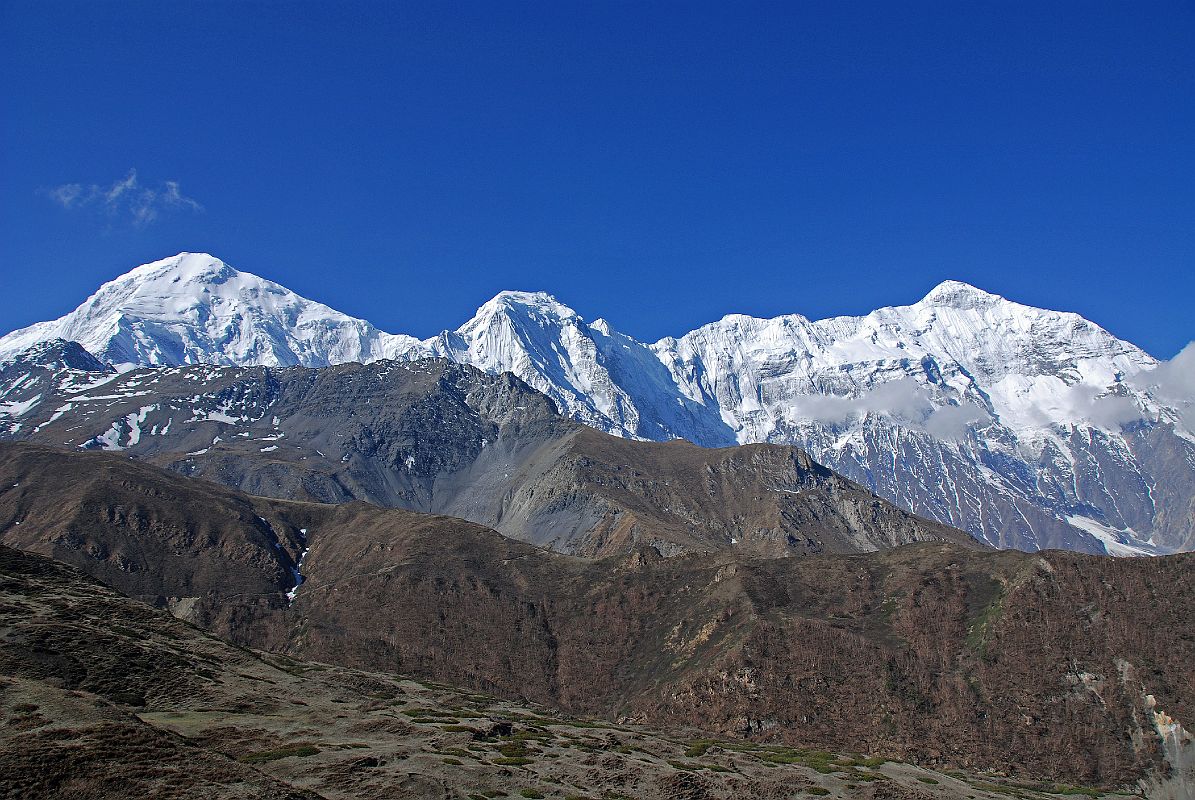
[790,378,991,441]
[1137,341,1195,402]
[1129,341,1195,433]
[43,169,202,227]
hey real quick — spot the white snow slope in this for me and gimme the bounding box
[3,253,1192,555]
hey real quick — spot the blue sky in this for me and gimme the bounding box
[2,1,1192,356]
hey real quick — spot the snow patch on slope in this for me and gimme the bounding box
[1065,515,1158,557]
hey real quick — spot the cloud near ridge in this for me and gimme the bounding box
[44,169,202,226]
[1129,341,1195,433]
[1135,342,1195,402]
[790,378,990,441]
[786,344,1195,440]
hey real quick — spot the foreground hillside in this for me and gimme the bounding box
[0,544,1166,800]
[0,443,1191,792]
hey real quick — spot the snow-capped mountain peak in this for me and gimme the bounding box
[470,290,581,322]
[124,251,236,283]
[917,279,1003,308]
[446,290,587,358]
[0,253,425,368]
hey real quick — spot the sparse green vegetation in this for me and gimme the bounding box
[402,706,461,718]
[666,760,735,773]
[433,746,475,759]
[1047,786,1103,798]
[968,779,1113,799]
[878,597,899,622]
[965,586,1007,654]
[496,740,532,758]
[755,748,843,773]
[238,742,321,763]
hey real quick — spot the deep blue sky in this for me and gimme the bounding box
[2,1,1192,356]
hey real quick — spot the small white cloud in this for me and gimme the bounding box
[924,402,990,441]
[42,169,203,227]
[48,183,85,208]
[1023,381,1148,431]
[795,378,929,424]
[104,170,137,205]
[1084,392,1145,430]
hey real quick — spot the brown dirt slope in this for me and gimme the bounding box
[3,543,1129,800]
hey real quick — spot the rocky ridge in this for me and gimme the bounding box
[0,354,969,558]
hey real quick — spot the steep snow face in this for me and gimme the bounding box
[0,253,428,368]
[655,282,1157,441]
[424,290,633,433]
[417,291,734,442]
[2,255,1192,555]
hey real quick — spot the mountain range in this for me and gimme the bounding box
[1,252,1193,797]
[2,252,1193,556]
